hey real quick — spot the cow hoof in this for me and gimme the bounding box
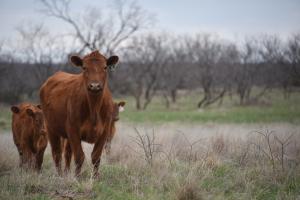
[93,172,101,180]
[64,169,70,175]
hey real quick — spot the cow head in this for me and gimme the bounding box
[26,105,46,134]
[113,101,126,121]
[70,50,119,95]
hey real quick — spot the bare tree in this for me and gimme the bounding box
[160,35,190,108]
[258,35,293,99]
[233,38,262,105]
[0,40,6,74]
[185,34,230,108]
[0,40,29,103]
[285,33,300,87]
[15,22,68,88]
[38,0,154,55]
[123,34,170,110]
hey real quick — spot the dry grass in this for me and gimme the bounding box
[0,122,300,199]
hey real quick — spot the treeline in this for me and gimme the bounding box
[0,0,299,109]
[114,33,300,109]
[0,32,299,109]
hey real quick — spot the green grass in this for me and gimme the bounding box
[0,105,11,130]
[1,90,300,131]
[119,90,300,124]
[1,161,299,200]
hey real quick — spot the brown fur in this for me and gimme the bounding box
[39,50,119,177]
[105,101,126,155]
[60,101,125,171]
[11,103,48,171]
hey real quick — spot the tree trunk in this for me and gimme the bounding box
[135,96,141,110]
[171,89,177,103]
[163,93,170,109]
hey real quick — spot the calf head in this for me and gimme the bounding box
[113,101,126,121]
[25,105,45,134]
[11,104,47,146]
[70,50,119,95]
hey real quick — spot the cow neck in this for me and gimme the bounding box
[84,77,108,126]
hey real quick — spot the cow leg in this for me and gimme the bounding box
[66,123,85,177]
[91,139,107,178]
[91,124,110,178]
[66,132,84,176]
[48,134,62,175]
[71,142,84,177]
[63,140,72,174]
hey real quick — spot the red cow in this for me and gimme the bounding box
[40,50,118,177]
[11,103,48,171]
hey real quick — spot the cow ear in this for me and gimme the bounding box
[70,55,83,67]
[26,108,35,117]
[107,56,119,71]
[11,106,20,114]
[118,101,126,112]
[36,104,42,110]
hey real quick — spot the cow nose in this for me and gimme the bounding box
[41,129,46,135]
[88,82,102,91]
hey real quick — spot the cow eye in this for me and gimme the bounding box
[104,66,107,71]
[82,66,87,71]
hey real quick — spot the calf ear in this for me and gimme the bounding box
[118,101,126,112]
[70,55,83,67]
[36,104,42,110]
[26,108,35,117]
[118,101,126,107]
[11,106,20,114]
[107,56,119,71]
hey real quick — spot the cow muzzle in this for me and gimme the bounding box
[88,82,103,94]
[40,129,47,135]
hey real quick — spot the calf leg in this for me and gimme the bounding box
[14,143,23,167]
[35,148,46,172]
[104,140,112,155]
[105,125,115,156]
[20,143,35,170]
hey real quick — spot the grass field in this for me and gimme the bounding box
[0,123,299,199]
[1,90,299,130]
[0,91,300,199]
[119,90,300,124]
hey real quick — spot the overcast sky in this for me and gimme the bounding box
[0,0,299,42]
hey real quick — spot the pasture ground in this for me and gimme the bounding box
[0,123,299,200]
[0,91,299,199]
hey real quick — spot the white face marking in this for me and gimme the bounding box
[118,106,124,112]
